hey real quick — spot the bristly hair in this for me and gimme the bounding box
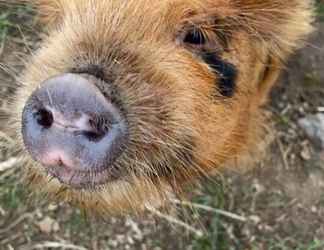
[2,0,315,217]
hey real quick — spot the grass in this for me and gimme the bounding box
[0,180,26,210]
[0,12,11,44]
[317,0,324,21]
[304,72,321,86]
[264,239,324,250]
[190,180,236,250]
[0,3,35,47]
[66,209,90,236]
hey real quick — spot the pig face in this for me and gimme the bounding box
[11,0,313,214]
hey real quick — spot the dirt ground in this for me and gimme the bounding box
[0,4,324,250]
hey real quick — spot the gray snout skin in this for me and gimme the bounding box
[21,73,128,188]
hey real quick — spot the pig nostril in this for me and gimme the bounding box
[34,108,54,128]
[83,117,111,142]
[83,118,107,141]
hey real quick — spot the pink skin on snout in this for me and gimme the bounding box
[22,73,129,188]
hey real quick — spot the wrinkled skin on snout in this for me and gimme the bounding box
[11,0,313,215]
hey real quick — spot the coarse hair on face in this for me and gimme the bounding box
[6,0,314,215]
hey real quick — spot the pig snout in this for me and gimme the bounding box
[21,73,128,188]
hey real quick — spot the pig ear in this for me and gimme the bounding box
[256,55,282,105]
[230,0,314,104]
[230,0,314,58]
[32,0,63,27]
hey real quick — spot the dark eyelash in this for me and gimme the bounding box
[183,28,206,45]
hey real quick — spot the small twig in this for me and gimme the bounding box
[171,199,247,222]
[0,205,5,216]
[146,205,204,238]
[0,213,33,235]
[89,220,99,250]
[7,244,14,250]
[0,43,4,58]
[0,131,15,145]
[0,157,18,172]
[0,167,17,182]
[318,107,324,112]
[0,232,23,246]
[0,32,6,57]
[32,241,88,250]
[276,136,290,170]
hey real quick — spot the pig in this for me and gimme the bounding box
[7,0,313,215]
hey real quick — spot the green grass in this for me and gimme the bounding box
[66,209,89,233]
[0,12,12,44]
[317,1,324,21]
[192,218,233,250]
[190,180,234,250]
[0,178,27,210]
[264,239,324,250]
[0,4,35,45]
[304,72,321,86]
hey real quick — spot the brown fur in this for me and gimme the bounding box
[7,0,314,215]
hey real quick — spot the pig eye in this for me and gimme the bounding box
[183,27,206,45]
[178,25,237,97]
